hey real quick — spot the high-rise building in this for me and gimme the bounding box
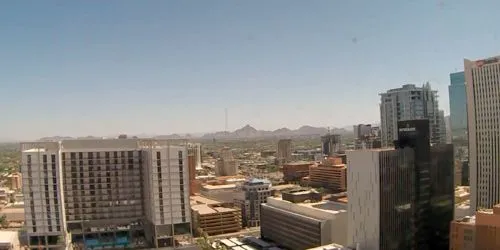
[321,134,341,156]
[187,143,202,195]
[347,119,454,250]
[21,139,192,249]
[379,83,446,147]
[347,148,415,250]
[276,139,292,164]
[465,55,500,211]
[448,71,468,139]
[215,147,237,176]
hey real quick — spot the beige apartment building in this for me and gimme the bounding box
[450,203,500,250]
[21,139,192,250]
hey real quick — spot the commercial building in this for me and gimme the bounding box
[347,148,414,250]
[215,147,237,176]
[282,161,313,183]
[261,195,347,249]
[190,196,241,237]
[4,173,22,191]
[276,139,292,164]
[379,83,446,147]
[449,203,500,250]
[309,157,346,192]
[321,134,341,156]
[465,55,500,211]
[21,139,193,249]
[234,178,272,227]
[347,120,454,250]
[200,184,241,204]
[448,71,467,139]
[187,143,202,195]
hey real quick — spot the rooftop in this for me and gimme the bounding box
[190,195,221,206]
[202,184,237,190]
[0,231,18,244]
[284,161,313,166]
[191,204,238,215]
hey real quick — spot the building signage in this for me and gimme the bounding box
[399,127,416,132]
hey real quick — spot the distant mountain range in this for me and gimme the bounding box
[37,124,356,141]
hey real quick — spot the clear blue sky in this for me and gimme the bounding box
[1,0,499,140]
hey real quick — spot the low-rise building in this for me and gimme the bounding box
[309,157,346,192]
[450,203,500,249]
[261,196,347,249]
[190,196,242,237]
[200,184,243,203]
[0,231,20,250]
[282,161,313,183]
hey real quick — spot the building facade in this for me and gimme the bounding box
[21,139,192,249]
[347,120,454,250]
[449,203,500,250]
[347,148,414,250]
[234,179,272,227]
[261,196,347,249]
[465,55,500,211]
[276,139,292,164]
[448,71,467,139]
[379,83,446,147]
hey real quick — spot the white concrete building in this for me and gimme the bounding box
[465,55,500,211]
[379,83,446,147]
[21,139,192,249]
[187,143,202,170]
[347,150,381,250]
[261,197,347,249]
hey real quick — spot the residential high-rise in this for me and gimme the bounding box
[379,83,446,147]
[448,71,467,139]
[347,119,454,250]
[465,55,500,211]
[276,139,292,164]
[21,139,192,249]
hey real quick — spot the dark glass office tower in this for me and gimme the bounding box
[393,119,454,250]
[378,147,415,250]
[394,119,432,250]
[429,143,454,250]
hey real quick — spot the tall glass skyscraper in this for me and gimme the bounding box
[448,71,467,138]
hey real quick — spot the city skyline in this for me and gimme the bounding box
[2,1,500,140]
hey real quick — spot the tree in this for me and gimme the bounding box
[195,229,228,250]
[0,214,8,228]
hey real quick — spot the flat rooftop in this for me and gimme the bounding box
[202,184,237,190]
[192,204,237,215]
[190,195,221,206]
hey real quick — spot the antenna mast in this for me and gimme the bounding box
[224,108,228,132]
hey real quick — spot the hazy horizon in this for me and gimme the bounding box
[1,1,498,140]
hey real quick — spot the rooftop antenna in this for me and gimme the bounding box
[224,108,228,133]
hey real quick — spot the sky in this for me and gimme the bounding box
[1,0,500,141]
